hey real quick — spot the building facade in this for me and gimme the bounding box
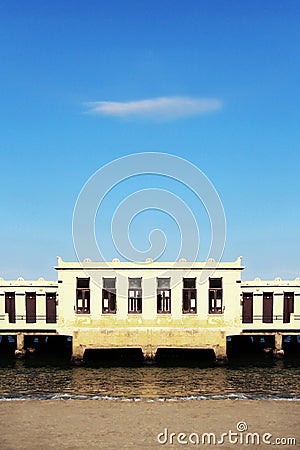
[55,256,243,363]
[0,277,58,355]
[0,256,299,362]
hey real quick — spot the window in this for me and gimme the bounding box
[128,278,142,314]
[209,278,223,314]
[182,278,197,314]
[102,278,116,314]
[157,278,171,313]
[5,292,16,323]
[26,292,36,323]
[76,278,90,314]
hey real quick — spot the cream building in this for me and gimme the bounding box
[55,256,244,363]
[0,277,58,356]
[240,277,300,356]
[0,256,299,363]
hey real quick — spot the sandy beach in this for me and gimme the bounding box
[0,400,299,449]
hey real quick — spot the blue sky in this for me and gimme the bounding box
[0,0,299,280]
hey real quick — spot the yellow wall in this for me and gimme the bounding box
[55,257,243,356]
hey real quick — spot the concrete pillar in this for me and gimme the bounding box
[214,345,228,365]
[15,333,26,358]
[273,333,284,358]
[71,332,85,365]
[142,345,157,364]
[214,333,228,365]
[71,344,85,365]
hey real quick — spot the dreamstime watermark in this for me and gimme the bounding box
[72,153,226,291]
[157,421,297,446]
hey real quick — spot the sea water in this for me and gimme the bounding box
[0,354,299,401]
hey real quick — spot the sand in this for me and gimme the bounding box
[0,400,299,449]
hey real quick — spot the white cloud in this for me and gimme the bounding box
[85,96,222,120]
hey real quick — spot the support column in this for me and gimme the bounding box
[142,345,157,365]
[15,333,26,358]
[71,331,85,365]
[214,332,228,365]
[214,345,228,365]
[273,333,284,358]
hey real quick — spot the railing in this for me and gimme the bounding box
[0,315,57,323]
[241,315,300,323]
[16,315,49,321]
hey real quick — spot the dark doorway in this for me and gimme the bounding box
[283,292,294,323]
[5,292,16,323]
[263,293,273,323]
[46,293,57,323]
[26,292,36,323]
[242,293,253,323]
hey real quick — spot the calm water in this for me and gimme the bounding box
[0,354,299,401]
